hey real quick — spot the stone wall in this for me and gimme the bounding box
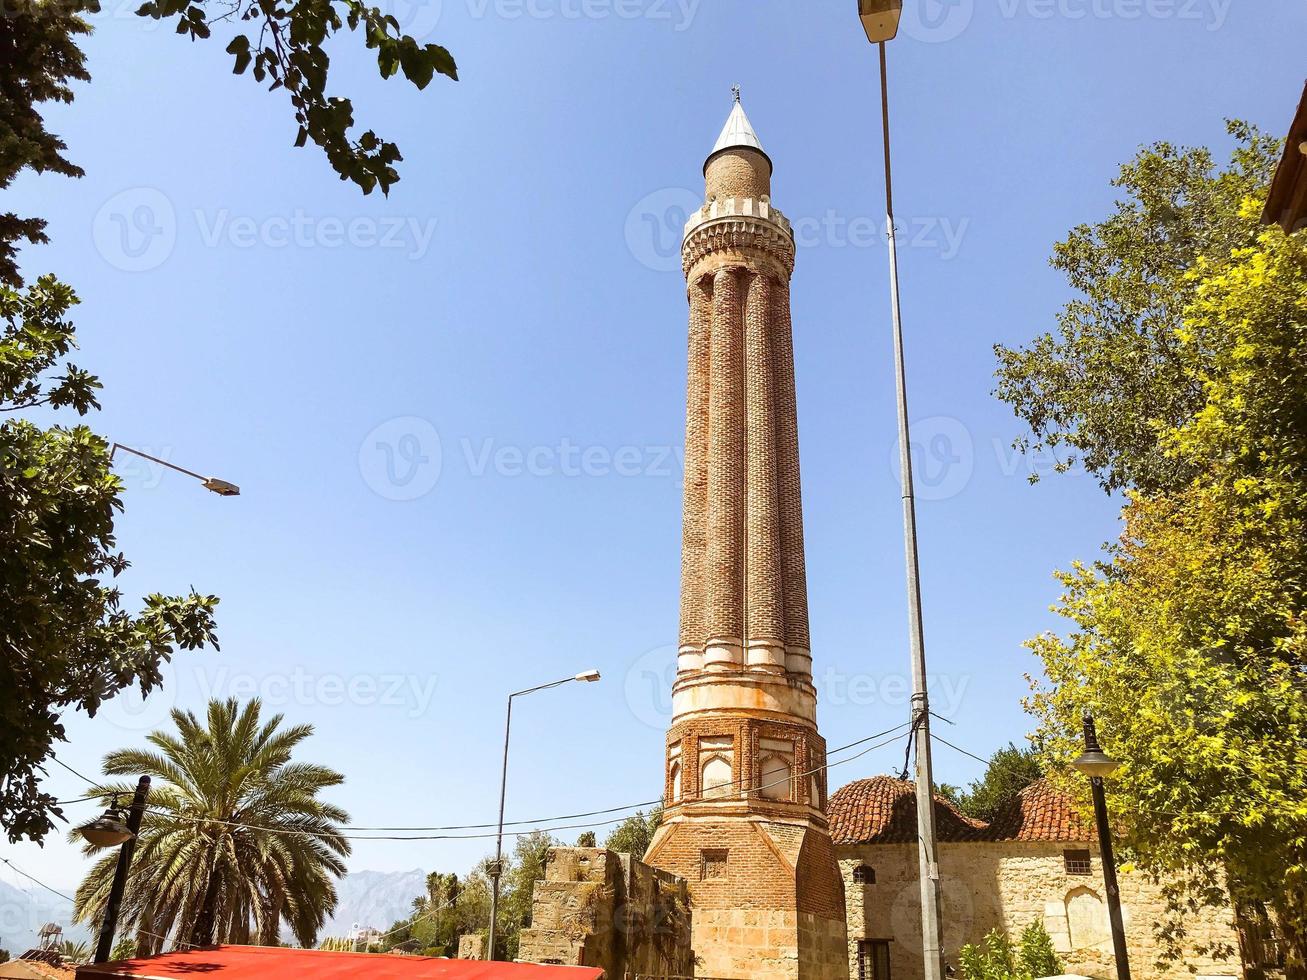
[518,847,692,978]
[838,842,1243,980]
[456,933,486,961]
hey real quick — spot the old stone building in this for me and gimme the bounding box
[829,777,1245,980]
[639,95,848,980]
[518,848,693,978]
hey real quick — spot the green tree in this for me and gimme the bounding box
[958,923,1062,980]
[1,0,457,285]
[499,830,556,961]
[0,0,92,284]
[381,871,464,956]
[1,277,219,844]
[958,929,1021,980]
[1017,921,1061,979]
[110,937,137,961]
[994,122,1281,494]
[72,699,351,952]
[1027,225,1307,973]
[603,807,662,859]
[575,831,597,847]
[59,939,91,964]
[2,0,456,840]
[952,744,1045,823]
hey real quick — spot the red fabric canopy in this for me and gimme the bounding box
[75,946,605,980]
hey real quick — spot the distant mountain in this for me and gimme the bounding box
[317,869,427,942]
[0,877,91,956]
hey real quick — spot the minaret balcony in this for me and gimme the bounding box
[682,195,793,239]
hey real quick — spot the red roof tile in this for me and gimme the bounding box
[828,776,988,845]
[829,777,1092,845]
[984,780,1093,843]
[75,946,605,980]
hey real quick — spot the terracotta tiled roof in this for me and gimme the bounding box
[984,779,1093,843]
[828,776,988,845]
[829,776,1093,846]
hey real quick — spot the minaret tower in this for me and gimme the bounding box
[645,94,849,980]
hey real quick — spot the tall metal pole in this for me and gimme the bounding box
[1083,718,1132,980]
[486,694,514,961]
[482,671,598,960]
[95,776,150,963]
[877,39,946,980]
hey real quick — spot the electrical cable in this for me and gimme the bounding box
[54,723,913,843]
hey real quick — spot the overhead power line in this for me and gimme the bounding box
[56,724,913,844]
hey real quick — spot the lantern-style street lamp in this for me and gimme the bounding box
[859,0,903,43]
[77,798,134,848]
[78,776,151,963]
[1072,716,1132,980]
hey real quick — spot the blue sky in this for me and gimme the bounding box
[4,0,1304,906]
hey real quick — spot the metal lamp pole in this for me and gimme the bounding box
[486,670,600,960]
[92,776,151,963]
[1073,715,1132,980]
[857,5,946,980]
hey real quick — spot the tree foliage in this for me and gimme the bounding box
[959,922,1062,980]
[603,807,662,859]
[71,699,350,952]
[994,122,1281,493]
[2,0,455,839]
[0,0,457,289]
[1,278,219,844]
[950,744,1045,824]
[1026,223,1307,971]
[0,0,94,285]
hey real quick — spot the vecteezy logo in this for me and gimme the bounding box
[901,0,974,42]
[889,415,975,501]
[625,188,701,273]
[359,416,443,501]
[92,187,177,272]
[623,643,679,730]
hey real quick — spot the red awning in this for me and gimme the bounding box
[75,946,605,980]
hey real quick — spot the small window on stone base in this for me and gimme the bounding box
[853,865,876,885]
[1064,849,1092,875]
[700,848,728,880]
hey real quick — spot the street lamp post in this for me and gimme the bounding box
[110,443,240,496]
[1072,716,1132,980]
[486,669,601,960]
[855,5,946,980]
[81,775,151,963]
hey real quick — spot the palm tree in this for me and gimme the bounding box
[58,939,91,964]
[72,699,350,952]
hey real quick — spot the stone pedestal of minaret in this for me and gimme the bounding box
[645,98,849,980]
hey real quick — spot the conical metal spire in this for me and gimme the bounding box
[705,87,772,175]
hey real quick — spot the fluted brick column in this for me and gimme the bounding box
[705,267,744,667]
[678,276,712,669]
[744,272,785,667]
[772,279,811,669]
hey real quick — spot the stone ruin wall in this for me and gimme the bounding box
[518,847,694,978]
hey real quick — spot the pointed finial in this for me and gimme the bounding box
[732,84,741,104]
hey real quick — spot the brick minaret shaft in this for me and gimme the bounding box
[646,97,849,980]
